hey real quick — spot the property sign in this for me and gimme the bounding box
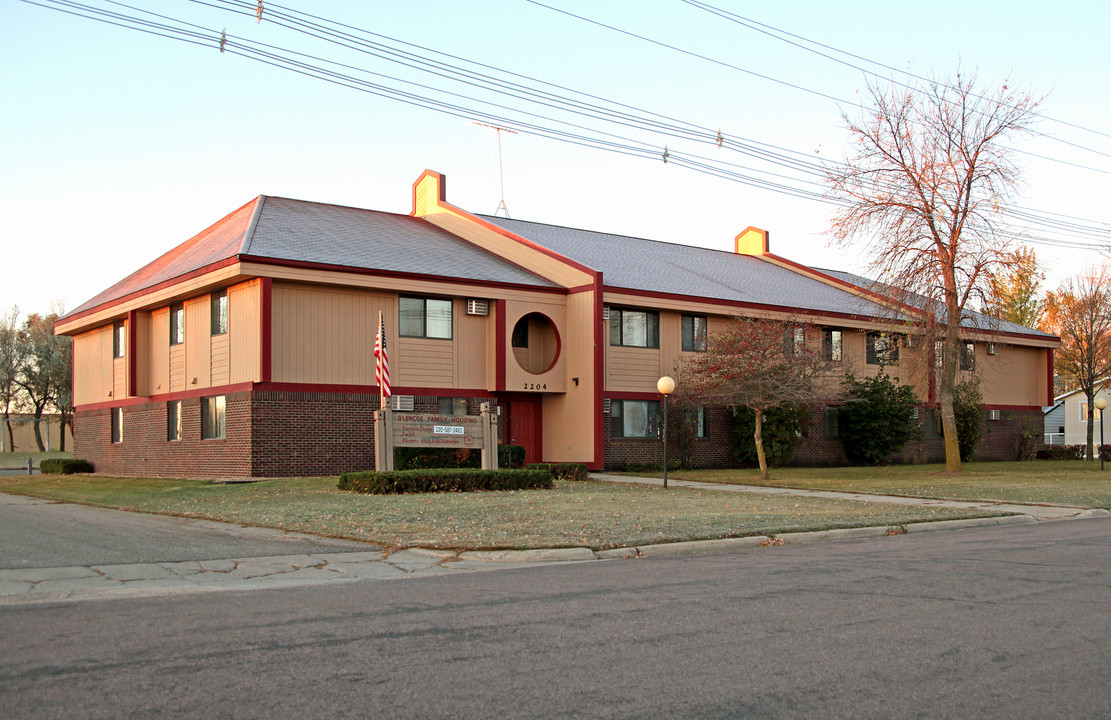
[393,413,483,448]
[374,405,499,471]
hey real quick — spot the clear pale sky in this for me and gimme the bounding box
[2,0,1108,319]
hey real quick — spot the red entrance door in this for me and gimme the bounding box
[506,399,541,465]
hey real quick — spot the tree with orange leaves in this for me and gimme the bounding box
[825,70,1041,472]
[679,316,837,480]
[1044,267,1111,460]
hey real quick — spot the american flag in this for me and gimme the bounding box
[374,314,391,400]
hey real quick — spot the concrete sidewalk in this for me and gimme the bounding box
[590,473,1104,520]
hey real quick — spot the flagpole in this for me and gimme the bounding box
[377,310,387,410]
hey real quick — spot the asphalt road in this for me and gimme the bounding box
[2,516,1109,719]
[0,493,375,569]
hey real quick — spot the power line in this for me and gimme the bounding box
[16,0,1110,252]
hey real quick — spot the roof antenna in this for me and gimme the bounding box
[473,122,517,218]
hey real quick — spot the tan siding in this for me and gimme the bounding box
[184,297,211,389]
[211,334,230,386]
[271,283,390,385]
[503,300,567,393]
[453,299,488,388]
[132,311,151,397]
[112,357,126,400]
[396,337,454,386]
[151,308,169,394]
[607,346,662,392]
[73,327,113,406]
[542,291,598,463]
[980,344,1044,406]
[169,345,186,393]
[229,280,260,383]
[659,312,681,379]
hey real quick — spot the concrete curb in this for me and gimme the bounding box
[633,535,771,557]
[901,514,1038,533]
[458,547,597,563]
[771,525,902,545]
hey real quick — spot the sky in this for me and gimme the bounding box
[2,0,1109,319]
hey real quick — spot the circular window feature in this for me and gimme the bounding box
[511,312,560,374]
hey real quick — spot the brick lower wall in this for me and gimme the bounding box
[75,392,253,479]
[75,394,1045,478]
[603,405,735,470]
[74,391,504,479]
[250,391,378,477]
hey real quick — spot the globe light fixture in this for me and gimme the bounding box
[657,376,676,488]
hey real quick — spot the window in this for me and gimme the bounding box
[110,407,123,443]
[822,328,842,362]
[399,296,452,339]
[866,332,899,365]
[689,406,709,438]
[784,326,805,356]
[112,321,126,358]
[211,290,228,335]
[824,407,841,438]
[167,401,181,441]
[511,319,529,348]
[201,395,226,439]
[609,308,659,348]
[934,340,945,369]
[170,304,184,345]
[960,342,976,371]
[437,397,470,416]
[681,315,707,352]
[611,399,660,438]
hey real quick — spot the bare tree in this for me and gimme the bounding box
[679,317,837,480]
[15,313,68,451]
[826,70,1041,472]
[0,306,19,451]
[1044,267,1111,460]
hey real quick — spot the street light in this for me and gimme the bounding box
[1096,397,1107,471]
[657,376,676,489]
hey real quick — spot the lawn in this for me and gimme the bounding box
[0,451,73,470]
[0,474,1001,551]
[663,460,1111,508]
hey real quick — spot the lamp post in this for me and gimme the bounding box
[657,376,676,489]
[1096,397,1107,471]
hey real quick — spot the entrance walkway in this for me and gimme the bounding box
[590,473,1102,520]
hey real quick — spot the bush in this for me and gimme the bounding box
[393,445,526,470]
[338,467,552,494]
[839,372,919,465]
[732,404,809,467]
[618,460,682,473]
[1036,446,1083,460]
[39,458,94,475]
[527,463,588,481]
[499,444,526,469]
[953,381,984,463]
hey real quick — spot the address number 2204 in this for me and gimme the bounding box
[523,383,547,391]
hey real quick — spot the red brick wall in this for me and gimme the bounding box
[74,392,253,479]
[603,405,735,470]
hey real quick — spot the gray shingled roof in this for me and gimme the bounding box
[482,216,896,320]
[818,268,1055,337]
[68,197,555,316]
[246,198,556,287]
